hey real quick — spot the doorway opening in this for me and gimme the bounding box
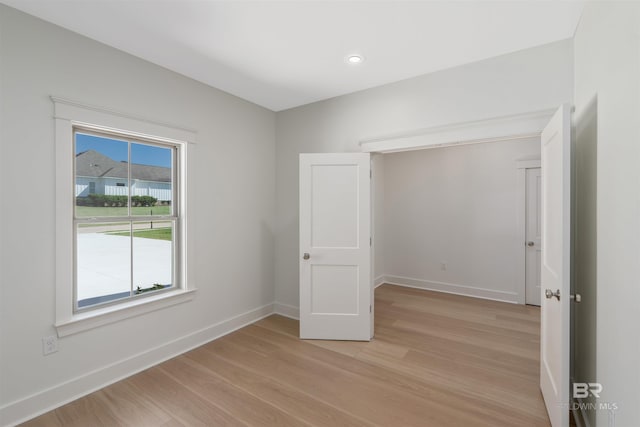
[372,138,541,307]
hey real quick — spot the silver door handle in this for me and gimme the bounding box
[527,241,535,247]
[545,289,560,301]
[303,253,310,260]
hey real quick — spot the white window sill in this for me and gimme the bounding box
[55,288,196,337]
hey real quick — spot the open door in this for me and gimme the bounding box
[299,153,371,341]
[540,104,571,427]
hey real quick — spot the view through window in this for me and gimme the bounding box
[74,130,177,310]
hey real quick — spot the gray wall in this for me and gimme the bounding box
[0,5,276,421]
[574,3,640,426]
[275,39,574,309]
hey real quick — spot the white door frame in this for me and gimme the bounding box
[359,109,555,153]
[515,159,542,304]
[361,109,554,306]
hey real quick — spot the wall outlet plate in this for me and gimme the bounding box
[42,335,58,355]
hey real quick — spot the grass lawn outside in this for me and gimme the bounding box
[108,227,172,241]
[76,206,171,217]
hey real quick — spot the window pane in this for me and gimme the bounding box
[132,221,173,295]
[76,222,131,308]
[130,143,173,216]
[75,133,129,217]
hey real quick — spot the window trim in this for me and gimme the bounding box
[53,96,197,337]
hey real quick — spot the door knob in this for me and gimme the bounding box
[303,253,310,260]
[527,241,535,247]
[545,289,560,301]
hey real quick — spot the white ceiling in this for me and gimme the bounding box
[3,1,584,111]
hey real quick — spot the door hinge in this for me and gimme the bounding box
[370,169,372,179]
[370,237,372,246]
[369,305,372,313]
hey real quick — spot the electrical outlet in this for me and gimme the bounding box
[440,262,447,271]
[42,335,58,355]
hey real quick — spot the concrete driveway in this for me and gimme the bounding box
[76,232,172,303]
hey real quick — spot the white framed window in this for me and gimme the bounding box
[74,127,180,310]
[53,97,197,337]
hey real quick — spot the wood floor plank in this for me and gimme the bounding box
[24,393,123,427]
[92,380,173,427]
[184,346,374,427]
[126,366,248,426]
[377,301,540,341]
[22,284,550,426]
[158,357,306,427]
[19,411,63,427]
[242,323,544,426]
[199,337,480,427]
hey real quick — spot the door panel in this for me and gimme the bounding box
[311,165,359,248]
[311,265,359,314]
[540,104,571,427]
[300,153,371,341]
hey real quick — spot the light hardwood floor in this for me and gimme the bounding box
[23,285,550,426]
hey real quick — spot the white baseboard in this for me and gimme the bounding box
[0,303,275,427]
[381,275,519,303]
[273,302,299,320]
[374,275,386,288]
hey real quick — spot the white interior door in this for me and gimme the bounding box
[540,104,571,427]
[299,153,371,341]
[525,167,542,306]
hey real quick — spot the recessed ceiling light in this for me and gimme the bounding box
[347,55,363,64]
